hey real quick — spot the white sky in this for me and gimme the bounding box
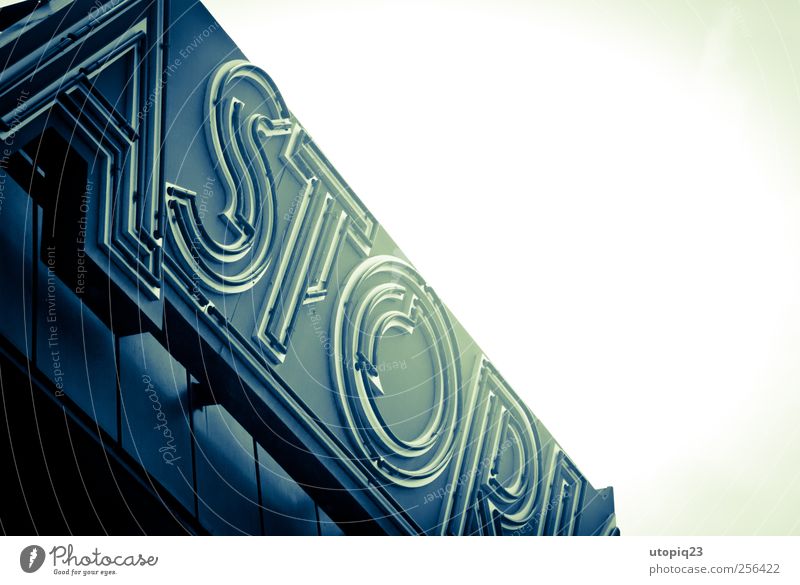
[202,0,800,535]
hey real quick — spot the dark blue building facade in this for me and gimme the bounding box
[0,0,618,536]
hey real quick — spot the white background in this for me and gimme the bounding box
[1,536,799,583]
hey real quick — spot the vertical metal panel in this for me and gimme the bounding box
[257,445,317,535]
[317,506,344,536]
[35,227,117,438]
[0,176,32,357]
[193,404,260,535]
[119,332,194,512]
